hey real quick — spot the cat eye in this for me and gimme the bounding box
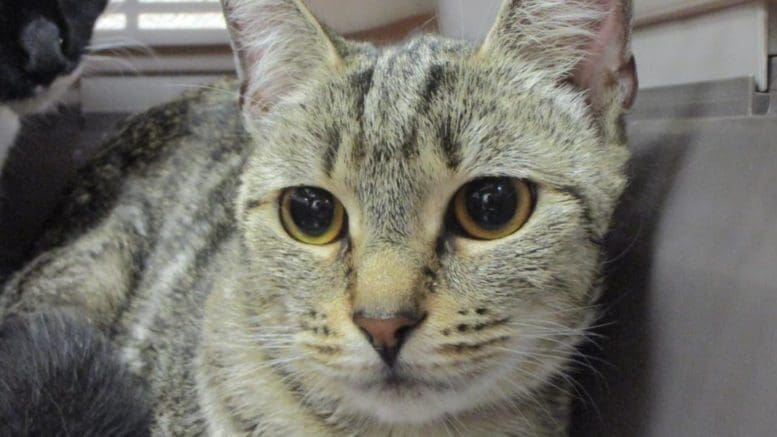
[452,177,534,240]
[280,187,346,245]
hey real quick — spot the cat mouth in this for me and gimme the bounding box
[356,369,459,393]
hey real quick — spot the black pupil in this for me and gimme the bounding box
[289,188,336,237]
[465,178,518,230]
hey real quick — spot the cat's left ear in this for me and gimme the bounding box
[220,0,342,115]
[482,0,638,113]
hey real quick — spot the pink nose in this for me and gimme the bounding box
[353,313,425,366]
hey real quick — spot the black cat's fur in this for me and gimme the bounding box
[0,310,152,436]
[0,0,108,101]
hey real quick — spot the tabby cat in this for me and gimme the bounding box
[0,0,637,435]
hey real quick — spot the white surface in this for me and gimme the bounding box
[83,51,236,74]
[95,0,227,46]
[307,0,436,33]
[436,0,770,91]
[436,0,501,41]
[635,0,757,23]
[94,0,436,47]
[633,1,768,90]
[769,0,777,55]
[80,76,223,113]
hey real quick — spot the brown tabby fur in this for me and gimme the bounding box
[1,0,636,435]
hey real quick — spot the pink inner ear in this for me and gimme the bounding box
[573,0,637,110]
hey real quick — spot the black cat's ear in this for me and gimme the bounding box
[220,0,342,115]
[481,0,637,113]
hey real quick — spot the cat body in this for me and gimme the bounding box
[1,81,252,434]
[1,0,637,435]
[0,0,107,165]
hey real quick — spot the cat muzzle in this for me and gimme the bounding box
[20,18,72,86]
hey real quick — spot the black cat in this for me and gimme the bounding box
[0,0,108,102]
[0,0,108,165]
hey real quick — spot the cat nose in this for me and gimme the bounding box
[20,18,69,84]
[353,312,426,367]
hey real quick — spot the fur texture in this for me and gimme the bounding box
[0,310,151,436]
[1,0,636,435]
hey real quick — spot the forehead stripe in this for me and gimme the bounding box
[423,65,461,169]
[322,67,374,176]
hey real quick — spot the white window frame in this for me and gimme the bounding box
[93,0,438,48]
[94,0,229,47]
[83,0,439,113]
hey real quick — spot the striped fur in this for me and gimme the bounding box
[1,0,634,435]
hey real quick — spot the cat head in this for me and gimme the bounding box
[220,0,635,426]
[0,0,107,112]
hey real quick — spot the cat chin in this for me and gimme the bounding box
[341,387,472,425]
[326,337,578,426]
[6,66,82,116]
[335,370,509,425]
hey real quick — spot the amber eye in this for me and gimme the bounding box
[280,187,346,245]
[452,177,534,240]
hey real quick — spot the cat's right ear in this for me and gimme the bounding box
[220,0,342,115]
[481,0,637,114]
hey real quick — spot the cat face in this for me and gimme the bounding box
[0,0,107,109]
[221,0,636,425]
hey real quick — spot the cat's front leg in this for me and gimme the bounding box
[0,106,20,170]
